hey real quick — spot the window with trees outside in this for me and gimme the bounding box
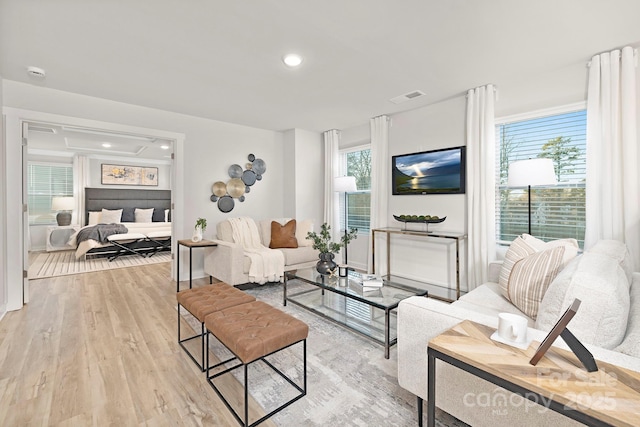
[28,162,74,225]
[339,146,371,233]
[496,107,586,247]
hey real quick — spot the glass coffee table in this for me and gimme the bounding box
[284,268,428,359]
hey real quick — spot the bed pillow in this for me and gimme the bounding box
[165,209,171,222]
[269,219,298,249]
[88,211,102,225]
[121,207,135,222]
[101,208,122,223]
[135,208,154,223]
[152,207,165,222]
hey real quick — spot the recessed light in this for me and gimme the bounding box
[27,66,46,78]
[102,143,111,148]
[161,145,169,150]
[283,54,303,67]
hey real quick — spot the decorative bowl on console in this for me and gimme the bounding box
[393,215,446,233]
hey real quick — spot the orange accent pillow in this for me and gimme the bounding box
[269,219,298,249]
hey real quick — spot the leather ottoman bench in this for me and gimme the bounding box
[204,300,308,427]
[177,283,256,371]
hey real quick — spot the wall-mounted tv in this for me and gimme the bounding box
[392,146,466,195]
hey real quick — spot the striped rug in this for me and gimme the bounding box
[28,250,171,279]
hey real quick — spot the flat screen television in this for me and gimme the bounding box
[392,146,466,195]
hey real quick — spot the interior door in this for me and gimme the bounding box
[22,121,29,303]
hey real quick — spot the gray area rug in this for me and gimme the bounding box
[185,280,469,427]
[28,250,171,279]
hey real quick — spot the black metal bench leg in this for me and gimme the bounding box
[418,396,423,427]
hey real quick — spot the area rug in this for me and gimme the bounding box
[28,250,172,279]
[183,281,469,427]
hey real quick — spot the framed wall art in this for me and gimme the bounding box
[101,164,159,186]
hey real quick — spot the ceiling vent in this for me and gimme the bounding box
[389,90,426,104]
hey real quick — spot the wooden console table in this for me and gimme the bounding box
[371,227,466,299]
[427,320,640,427]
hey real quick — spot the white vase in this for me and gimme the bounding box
[192,228,203,242]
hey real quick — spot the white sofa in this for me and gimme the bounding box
[203,218,319,286]
[397,239,640,426]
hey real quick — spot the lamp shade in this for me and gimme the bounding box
[507,159,557,187]
[334,176,357,193]
[51,196,75,211]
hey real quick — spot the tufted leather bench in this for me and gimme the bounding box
[177,283,255,371]
[204,300,308,427]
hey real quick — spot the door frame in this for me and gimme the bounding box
[4,107,185,311]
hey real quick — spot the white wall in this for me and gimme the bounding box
[0,75,6,319]
[1,80,313,310]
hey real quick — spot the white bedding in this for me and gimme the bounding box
[69,222,172,259]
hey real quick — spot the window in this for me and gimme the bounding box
[339,146,371,232]
[496,107,586,247]
[28,162,74,225]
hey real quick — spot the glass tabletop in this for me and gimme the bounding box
[286,268,428,309]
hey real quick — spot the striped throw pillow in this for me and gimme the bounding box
[506,246,565,319]
[499,236,537,296]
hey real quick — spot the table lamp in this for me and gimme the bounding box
[51,196,75,226]
[507,158,557,235]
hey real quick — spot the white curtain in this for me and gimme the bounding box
[585,46,639,268]
[368,115,390,273]
[466,84,496,290]
[323,130,341,239]
[73,155,90,226]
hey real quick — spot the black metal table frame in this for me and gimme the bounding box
[176,240,217,292]
[284,271,427,359]
[425,347,612,427]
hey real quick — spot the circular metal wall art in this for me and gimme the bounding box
[252,158,266,175]
[245,163,253,170]
[228,164,243,178]
[239,196,245,202]
[210,195,218,202]
[212,181,227,197]
[217,195,234,213]
[227,178,245,198]
[248,153,256,162]
[245,186,251,193]
[256,174,262,181]
[242,169,257,186]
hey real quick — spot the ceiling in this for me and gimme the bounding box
[2,0,640,134]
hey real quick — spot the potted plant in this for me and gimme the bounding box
[306,223,358,275]
[192,217,207,242]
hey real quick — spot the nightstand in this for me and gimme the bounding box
[46,225,80,252]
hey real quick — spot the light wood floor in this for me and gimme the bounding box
[0,262,277,426]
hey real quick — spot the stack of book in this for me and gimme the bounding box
[354,274,384,288]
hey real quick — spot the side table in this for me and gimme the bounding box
[426,320,640,427]
[176,239,218,292]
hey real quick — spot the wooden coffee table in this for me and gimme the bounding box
[427,320,640,427]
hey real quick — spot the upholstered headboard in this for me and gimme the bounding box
[84,187,171,224]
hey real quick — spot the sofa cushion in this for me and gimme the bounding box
[269,219,298,249]
[506,246,565,319]
[278,246,318,266]
[615,272,640,358]
[588,239,634,283]
[536,252,630,349]
[455,282,535,326]
[522,233,579,269]
[296,219,314,247]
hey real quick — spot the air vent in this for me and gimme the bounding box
[390,90,426,104]
[29,125,57,134]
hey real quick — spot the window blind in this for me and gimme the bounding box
[28,162,74,225]
[496,109,586,247]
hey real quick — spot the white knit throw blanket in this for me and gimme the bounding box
[228,217,284,283]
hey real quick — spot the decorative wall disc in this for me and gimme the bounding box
[239,196,245,202]
[246,163,253,170]
[248,153,256,162]
[256,174,262,181]
[245,186,250,193]
[242,169,257,186]
[227,178,245,198]
[210,195,218,202]
[212,181,227,196]
[228,164,243,178]
[217,195,234,212]
[252,158,266,175]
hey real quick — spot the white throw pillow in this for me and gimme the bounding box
[135,208,154,223]
[295,220,314,247]
[522,234,579,269]
[164,209,170,222]
[88,211,102,225]
[536,252,630,349]
[101,208,122,223]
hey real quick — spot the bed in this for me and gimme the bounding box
[69,188,172,260]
